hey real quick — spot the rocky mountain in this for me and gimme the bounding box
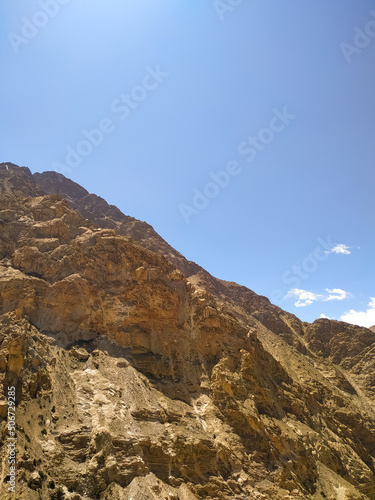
[0,162,375,500]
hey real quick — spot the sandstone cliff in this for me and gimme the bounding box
[0,163,374,500]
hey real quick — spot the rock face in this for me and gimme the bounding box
[0,163,375,500]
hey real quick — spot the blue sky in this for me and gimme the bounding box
[2,0,375,326]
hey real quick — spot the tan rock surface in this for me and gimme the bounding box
[0,163,374,499]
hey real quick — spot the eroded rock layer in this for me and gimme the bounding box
[0,163,374,499]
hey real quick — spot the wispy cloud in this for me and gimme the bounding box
[330,244,351,255]
[286,287,350,307]
[286,288,323,307]
[324,288,350,301]
[340,297,375,328]
[324,243,352,255]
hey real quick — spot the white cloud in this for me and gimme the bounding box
[324,288,350,301]
[324,243,352,255]
[340,297,375,328]
[286,288,322,307]
[286,287,350,307]
[320,313,334,319]
[330,244,351,255]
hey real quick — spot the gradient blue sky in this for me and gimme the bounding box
[2,0,375,326]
